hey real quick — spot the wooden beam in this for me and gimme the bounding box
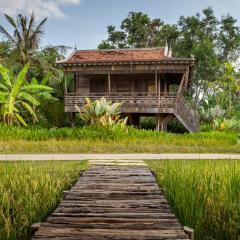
[64,76,67,94]
[177,72,186,94]
[108,72,111,94]
[155,71,158,95]
[163,78,168,96]
[183,67,190,89]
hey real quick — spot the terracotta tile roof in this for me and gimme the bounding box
[57,48,176,64]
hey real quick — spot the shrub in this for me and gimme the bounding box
[75,97,127,127]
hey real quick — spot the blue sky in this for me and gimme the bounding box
[0,0,240,50]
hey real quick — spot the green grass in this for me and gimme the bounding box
[0,161,88,240]
[0,125,238,153]
[146,160,240,240]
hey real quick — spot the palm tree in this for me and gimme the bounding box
[0,13,47,66]
[0,63,57,126]
[0,13,69,80]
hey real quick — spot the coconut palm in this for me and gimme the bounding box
[0,13,69,79]
[0,13,47,66]
[0,63,57,126]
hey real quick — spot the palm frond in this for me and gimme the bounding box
[27,12,35,38]
[30,17,47,47]
[4,14,17,28]
[0,25,16,44]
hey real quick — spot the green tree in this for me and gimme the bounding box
[0,13,68,80]
[175,7,221,105]
[0,63,57,126]
[98,8,240,112]
[0,13,47,66]
[205,63,240,117]
[98,12,164,49]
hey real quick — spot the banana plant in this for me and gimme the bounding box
[75,97,128,127]
[0,63,57,126]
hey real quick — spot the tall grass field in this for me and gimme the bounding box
[0,161,88,240]
[147,160,240,240]
[0,124,239,153]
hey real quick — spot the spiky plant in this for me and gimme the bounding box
[75,97,127,127]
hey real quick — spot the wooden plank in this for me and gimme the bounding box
[31,166,190,240]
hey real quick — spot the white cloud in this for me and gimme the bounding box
[0,0,81,19]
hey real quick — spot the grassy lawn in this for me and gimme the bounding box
[146,160,240,240]
[0,161,88,240]
[0,125,239,153]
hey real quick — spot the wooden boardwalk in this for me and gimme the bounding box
[32,165,190,240]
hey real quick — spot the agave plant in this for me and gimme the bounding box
[75,97,127,127]
[0,63,57,126]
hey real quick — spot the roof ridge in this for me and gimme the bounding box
[75,47,165,52]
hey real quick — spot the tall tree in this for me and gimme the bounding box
[0,13,69,80]
[0,13,47,66]
[98,8,240,110]
[175,7,220,105]
[98,12,164,49]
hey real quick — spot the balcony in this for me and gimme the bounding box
[64,92,199,132]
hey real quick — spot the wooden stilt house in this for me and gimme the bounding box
[56,47,198,132]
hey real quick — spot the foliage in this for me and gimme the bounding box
[76,97,128,127]
[199,105,225,122]
[147,160,240,240]
[0,161,87,240]
[98,12,165,49]
[0,13,47,66]
[0,124,238,153]
[0,13,68,80]
[212,117,240,132]
[98,8,240,112]
[203,63,240,117]
[0,63,57,126]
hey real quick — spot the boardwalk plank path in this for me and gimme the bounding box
[32,165,190,240]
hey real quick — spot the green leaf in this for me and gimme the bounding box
[19,92,40,106]
[0,83,9,91]
[0,64,12,87]
[37,92,58,101]
[31,78,38,84]
[15,113,27,127]
[23,84,53,92]
[20,101,38,121]
[41,73,52,85]
[11,63,30,100]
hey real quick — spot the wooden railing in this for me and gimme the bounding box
[64,92,199,132]
[65,92,177,108]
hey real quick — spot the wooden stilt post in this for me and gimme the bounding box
[64,76,67,94]
[156,114,163,132]
[158,74,161,104]
[69,112,76,127]
[163,78,168,96]
[108,72,111,95]
[155,71,158,96]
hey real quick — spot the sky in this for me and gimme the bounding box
[0,0,240,50]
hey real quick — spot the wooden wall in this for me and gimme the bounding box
[75,73,182,94]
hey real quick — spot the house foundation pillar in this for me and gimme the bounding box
[69,112,76,127]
